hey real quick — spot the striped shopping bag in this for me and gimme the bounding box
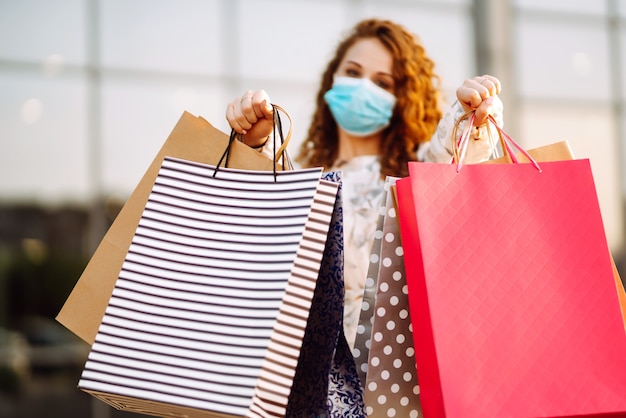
[78,156,339,418]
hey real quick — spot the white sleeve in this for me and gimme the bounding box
[257,134,296,169]
[417,97,504,163]
[240,132,276,161]
[258,138,275,161]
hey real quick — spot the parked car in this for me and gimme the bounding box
[18,316,89,375]
[0,326,30,393]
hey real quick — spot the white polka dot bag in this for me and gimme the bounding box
[355,177,423,418]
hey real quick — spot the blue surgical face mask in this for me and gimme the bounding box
[323,76,396,137]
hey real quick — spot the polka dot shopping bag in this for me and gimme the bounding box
[355,177,423,418]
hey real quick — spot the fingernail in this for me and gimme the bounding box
[486,96,494,105]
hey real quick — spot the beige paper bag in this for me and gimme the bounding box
[57,111,283,344]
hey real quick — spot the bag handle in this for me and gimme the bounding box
[214,104,294,179]
[451,110,541,173]
[272,104,295,171]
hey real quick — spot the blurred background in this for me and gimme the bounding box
[1,0,625,416]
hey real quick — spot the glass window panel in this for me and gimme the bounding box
[615,107,626,196]
[369,0,470,4]
[100,0,222,75]
[237,0,474,99]
[100,77,226,196]
[515,18,610,100]
[620,27,626,100]
[0,72,89,202]
[619,0,626,17]
[0,0,87,65]
[238,0,350,82]
[358,3,474,96]
[620,106,626,196]
[514,0,606,15]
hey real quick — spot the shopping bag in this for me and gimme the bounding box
[396,117,626,417]
[78,155,339,418]
[286,171,345,417]
[352,187,386,384]
[326,330,366,417]
[360,177,422,418]
[487,139,626,330]
[57,110,290,344]
[616,261,626,330]
[285,171,366,418]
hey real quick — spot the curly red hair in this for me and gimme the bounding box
[295,19,442,178]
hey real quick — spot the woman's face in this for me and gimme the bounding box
[335,37,396,95]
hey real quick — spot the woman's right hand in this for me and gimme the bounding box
[225,89,274,147]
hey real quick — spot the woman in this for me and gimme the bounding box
[226,18,503,416]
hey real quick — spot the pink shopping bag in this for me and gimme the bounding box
[396,121,626,417]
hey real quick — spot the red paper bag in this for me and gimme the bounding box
[396,157,626,418]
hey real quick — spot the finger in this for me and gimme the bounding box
[240,98,259,126]
[472,96,494,126]
[233,99,257,133]
[258,99,274,121]
[462,77,493,101]
[251,90,273,119]
[469,79,492,100]
[458,86,484,110]
[236,89,264,128]
[459,75,501,110]
[238,89,256,116]
[479,79,494,97]
[241,89,275,131]
[477,75,501,97]
[481,75,501,95]
[226,103,248,134]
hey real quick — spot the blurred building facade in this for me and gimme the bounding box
[1,0,626,416]
[1,0,625,250]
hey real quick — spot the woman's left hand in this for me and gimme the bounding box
[456,75,501,126]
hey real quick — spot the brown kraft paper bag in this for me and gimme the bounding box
[57,111,284,344]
